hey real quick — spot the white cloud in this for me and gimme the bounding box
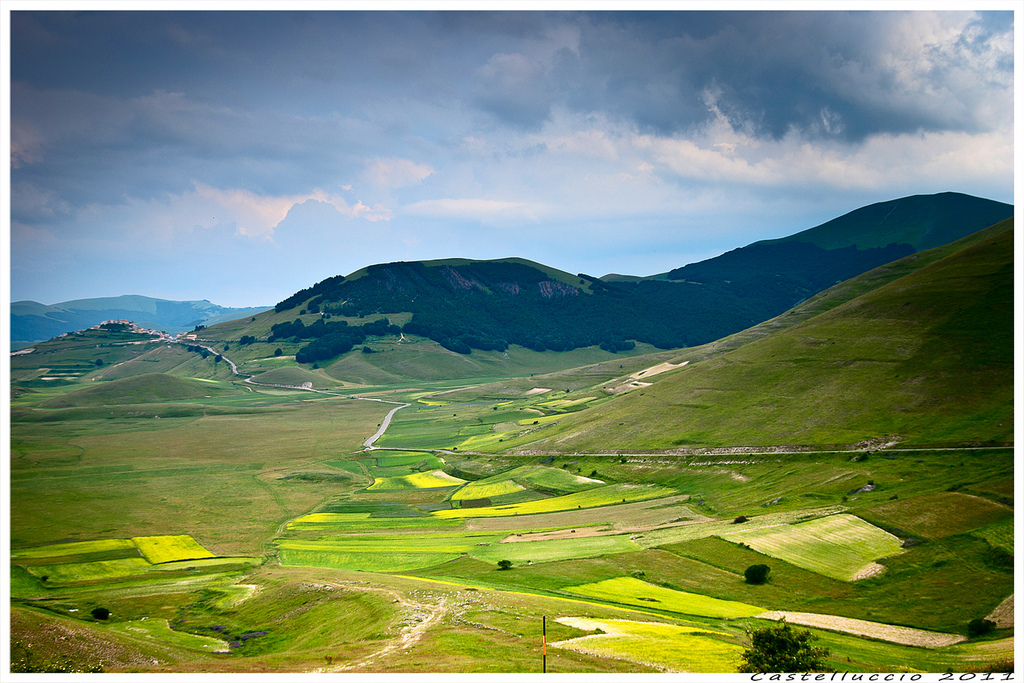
[363,158,434,189]
[189,182,392,239]
[403,198,536,221]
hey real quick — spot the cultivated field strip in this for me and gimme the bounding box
[432,483,674,519]
[11,535,255,588]
[564,577,763,618]
[367,470,467,490]
[718,514,903,581]
[756,611,967,648]
[552,617,745,672]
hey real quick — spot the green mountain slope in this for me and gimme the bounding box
[662,193,1011,300]
[524,219,1014,450]
[772,191,1013,250]
[430,218,1014,404]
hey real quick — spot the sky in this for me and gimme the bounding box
[4,4,1018,308]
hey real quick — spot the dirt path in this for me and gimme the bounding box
[308,582,450,673]
[756,611,966,648]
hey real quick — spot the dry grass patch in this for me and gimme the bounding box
[756,611,966,648]
[861,492,1012,539]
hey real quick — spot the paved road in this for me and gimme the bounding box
[187,341,410,450]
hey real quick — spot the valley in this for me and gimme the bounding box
[7,211,1015,674]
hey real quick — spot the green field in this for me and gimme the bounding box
[564,577,764,618]
[106,619,229,652]
[451,478,524,500]
[278,548,464,572]
[24,557,155,585]
[11,539,137,560]
[971,519,1014,553]
[719,514,904,581]
[450,464,602,502]
[470,534,641,565]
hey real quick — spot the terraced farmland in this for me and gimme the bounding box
[718,514,904,581]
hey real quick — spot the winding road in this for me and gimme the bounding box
[188,342,409,450]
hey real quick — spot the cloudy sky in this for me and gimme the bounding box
[5,6,1017,308]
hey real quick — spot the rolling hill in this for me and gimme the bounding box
[522,218,1014,451]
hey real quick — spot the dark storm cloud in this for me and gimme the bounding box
[8,8,1014,306]
[12,11,1012,139]
[547,11,1013,141]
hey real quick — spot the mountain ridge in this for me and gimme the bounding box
[250,192,1011,363]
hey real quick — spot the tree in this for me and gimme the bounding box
[737,620,832,673]
[744,564,771,585]
[497,559,513,571]
[91,607,110,620]
[968,618,996,637]
[274,348,283,356]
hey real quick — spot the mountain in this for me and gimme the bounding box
[523,217,1014,451]
[10,295,271,347]
[660,191,1011,299]
[251,193,1010,366]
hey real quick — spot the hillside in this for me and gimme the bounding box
[38,373,234,408]
[661,192,1011,301]
[522,219,1014,450]
[218,193,1010,366]
[11,295,270,347]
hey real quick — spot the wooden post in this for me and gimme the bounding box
[543,615,547,673]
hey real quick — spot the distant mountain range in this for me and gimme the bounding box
[259,192,1011,360]
[11,296,270,348]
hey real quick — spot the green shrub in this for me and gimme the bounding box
[967,618,996,637]
[744,564,771,585]
[738,620,832,673]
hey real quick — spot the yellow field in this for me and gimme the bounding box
[432,483,673,519]
[552,617,744,672]
[368,469,467,490]
[366,471,466,491]
[131,535,216,564]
